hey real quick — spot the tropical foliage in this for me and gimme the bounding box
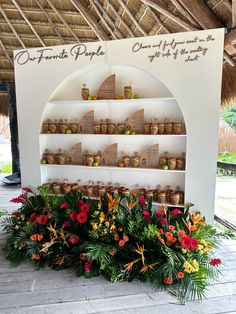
[2,186,226,303]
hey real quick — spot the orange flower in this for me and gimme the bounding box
[119,239,125,247]
[166,240,173,247]
[177,272,185,279]
[123,235,129,242]
[158,236,165,245]
[114,234,119,241]
[30,234,37,241]
[178,230,185,237]
[169,225,175,231]
[165,232,173,239]
[163,277,173,285]
[171,237,177,243]
[159,228,164,234]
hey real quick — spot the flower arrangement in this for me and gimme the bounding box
[2,187,227,303]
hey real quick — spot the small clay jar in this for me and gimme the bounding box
[173,122,182,135]
[86,185,94,197]
[166,189,173,203]
[94,153,101,165]
[46,152,55,164]
[122,188,130,197]
[131,154,140,168]
[144,123,151,135]
[168,157,176,170]
[159,156,168,167]
[62,182,72,194]
[71,182,80,191]
[56,149,66,165]
[60,119,68,134]
[100,120,108,134]
[150,121,158,135]
[153,189,159,202]
[122,156,130,167]
[146,190,153,199]
[107,121,116,134]
[43,182,52,193]
[42,120,49,133]
[158,122,165,134]
[176,157,185,170]
[81,84,89,100]
[158,191,166,204]
[85,155,94,167]
[94,122,101,134]
[111,187,119,197]
[48,121,57,134]
[139,188,146,197]
[124,85,132,99]
[171,193,180,205]
[165,121,173,134]
[70,121,78,134]
[117,123,126,134]
[98,186,106,197]
[52,183,61,194]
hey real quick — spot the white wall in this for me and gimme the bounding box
[14,29,224,221]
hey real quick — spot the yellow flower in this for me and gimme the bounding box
[105,221,110,228]
[183,260,199,273]
[99,212,105,223]
[124,258,140,272]
[192,259,199,271]
[91,222,98,230]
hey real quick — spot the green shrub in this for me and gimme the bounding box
[221,105,236,130]
[0,162,12,173]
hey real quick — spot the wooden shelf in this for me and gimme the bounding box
[48,97,176,104]
[41,164,185,174]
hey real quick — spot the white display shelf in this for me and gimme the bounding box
[40,133,186,137]
[41,164,185,174]
[48,97,176,104]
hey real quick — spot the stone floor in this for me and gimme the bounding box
[0,177,236,313]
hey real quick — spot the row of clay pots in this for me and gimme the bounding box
[42,119,79,134]
[81,85,133,100]
[144,121,182,135]
[159,155,185,170]
[120,154,140,168]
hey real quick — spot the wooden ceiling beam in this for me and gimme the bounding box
[34,0,65,45]
[47,0,80,42]
[103,0,135,37]
[0,5,25,48]
[177,0,223,28]
[89,0,117,39]
[139,0,198,31]
[232,0,236,29]
[142,3,170,34]
[170,0,200,27]
[0,39,13,65]
[11,0,45,46]
[71,0,109,41]
[116,0,147,36]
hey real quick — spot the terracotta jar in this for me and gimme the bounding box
[111,187,119,197]
[107,121,116,134]
[166,189,173,203]
[56,149,66,165]
[100,120,108,134]
[165,121,173,134]
[62,183,72,194]
[117,123,126,134]
[173,122,182,135]
[81,84,89,100]
[52,183,61,194]
[94,153,101,165]
[86,185,94,197]
[176,157,185,170]
[153,189,159,202]
[60,119,68,134]
[122,155,130,167]
[48,121,57,134]
[158,122,165,134]
[85,155,94,167]
[42,120,49,133]
[158,191,166,204]
[144,123,151,135]
[159,156,168,167]
[146,190,153,199]
[168,157,176,170]
[46,152,55,164]
[70,121,78,134]
[171,193,180,205]
[98,186,106,197]
[124,85,132,99]
[122,188,130,197]
[139,188,146,197]
[131,154,140,168]
[150,122,158,135]
[94,122,101,134]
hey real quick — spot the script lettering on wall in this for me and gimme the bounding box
[132,34,215,63]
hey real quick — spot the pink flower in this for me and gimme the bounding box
[60,202,69,209]
[155,210,163,218]
[70,212,77,221]
[143,210,151,223]
[30,234,37,241]
[10,194,27,203]
[37,234,43,241]
[84,260,92,273]
[62,221,72,228]
[160,217,167,225]
[22,187,33,193]
[189,238,198,250]
[77,212,88,223]
[139,196,146,206]
[80,253,86,261]
[180,235,191,249]
[210,258,222,266]
[68,235,79,244]
[171,209,182,216]
[80,204,90,213]
[37,215,48,225]
[31,254,40,260]
[29,213,37,223]
[77,200,84,209]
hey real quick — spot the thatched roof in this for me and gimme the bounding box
[0,0,236,108]
[0,93,8,117]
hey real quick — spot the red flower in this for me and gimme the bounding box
[171,209,182,216]
[155,210,163,218]
[68,235,79,244]
[160,217,167,225]
[84,260,92,273]
[31,254,40,260]
[163,277,173,285]
[22,187,33,193]
[80,252,86,261]
[70,211,77,221]
[10,194,27,203]
[177,272,185,279]
[80,203,90,213]
[210,258,222,267]
[180,235,191,249]
[77,200,84,209]
[29,212,37,223]
[77,212,88,223]
[189,238,198,250]
[37,234,43,241]
[139,196,146,206]
[30,234,37,241]
[37,215,48,225]
[143,210,151,223]
[119,239,125,247]
[60,202,69,209]
[62,221,72,228]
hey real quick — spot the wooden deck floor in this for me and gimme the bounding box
[0,180,236,313]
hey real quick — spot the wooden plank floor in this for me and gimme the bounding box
[0,180,236,313]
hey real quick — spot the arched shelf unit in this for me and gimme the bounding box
[39,63,187,207]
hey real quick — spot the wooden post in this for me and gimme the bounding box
[7,83,20,174]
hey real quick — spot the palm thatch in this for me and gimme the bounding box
[0,0,236,110]
[0,93,8,117]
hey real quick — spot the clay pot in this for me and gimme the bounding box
[146,190,153,199]
[107,122,116,134]
[176,157,185,170]
[159,156,168,167]
[86,185,94,197]
[111,187,119,197]
[70,122,78,134]
[60,120,68,134]
[158,191,166,204]
[139,188,146,197]
[165,122,173,134]
[100,121,108,134]
[85,155,94,167]
[168,157,176,170]
[94,123,101,134]
[150,123,158,135]
[117,123,126,134]
[42,121,49,133]
[173,122,182,135]
[131,155,140,168]
[144,123,151,135]
[56,149,66,165]
[98,186,106,197]
[122,188,130,197]
[158,122,165,134]
[52,183,61,194]
[94,153,101,165]
[48,122,57,134]
[46,153,55,164]
[81,87,89,100]
[153,189,159,202]
[166,189,173,203]
[171,193,180,205]
[122,156,130,167]
[62,184,72,194]
[124,86,132,99]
